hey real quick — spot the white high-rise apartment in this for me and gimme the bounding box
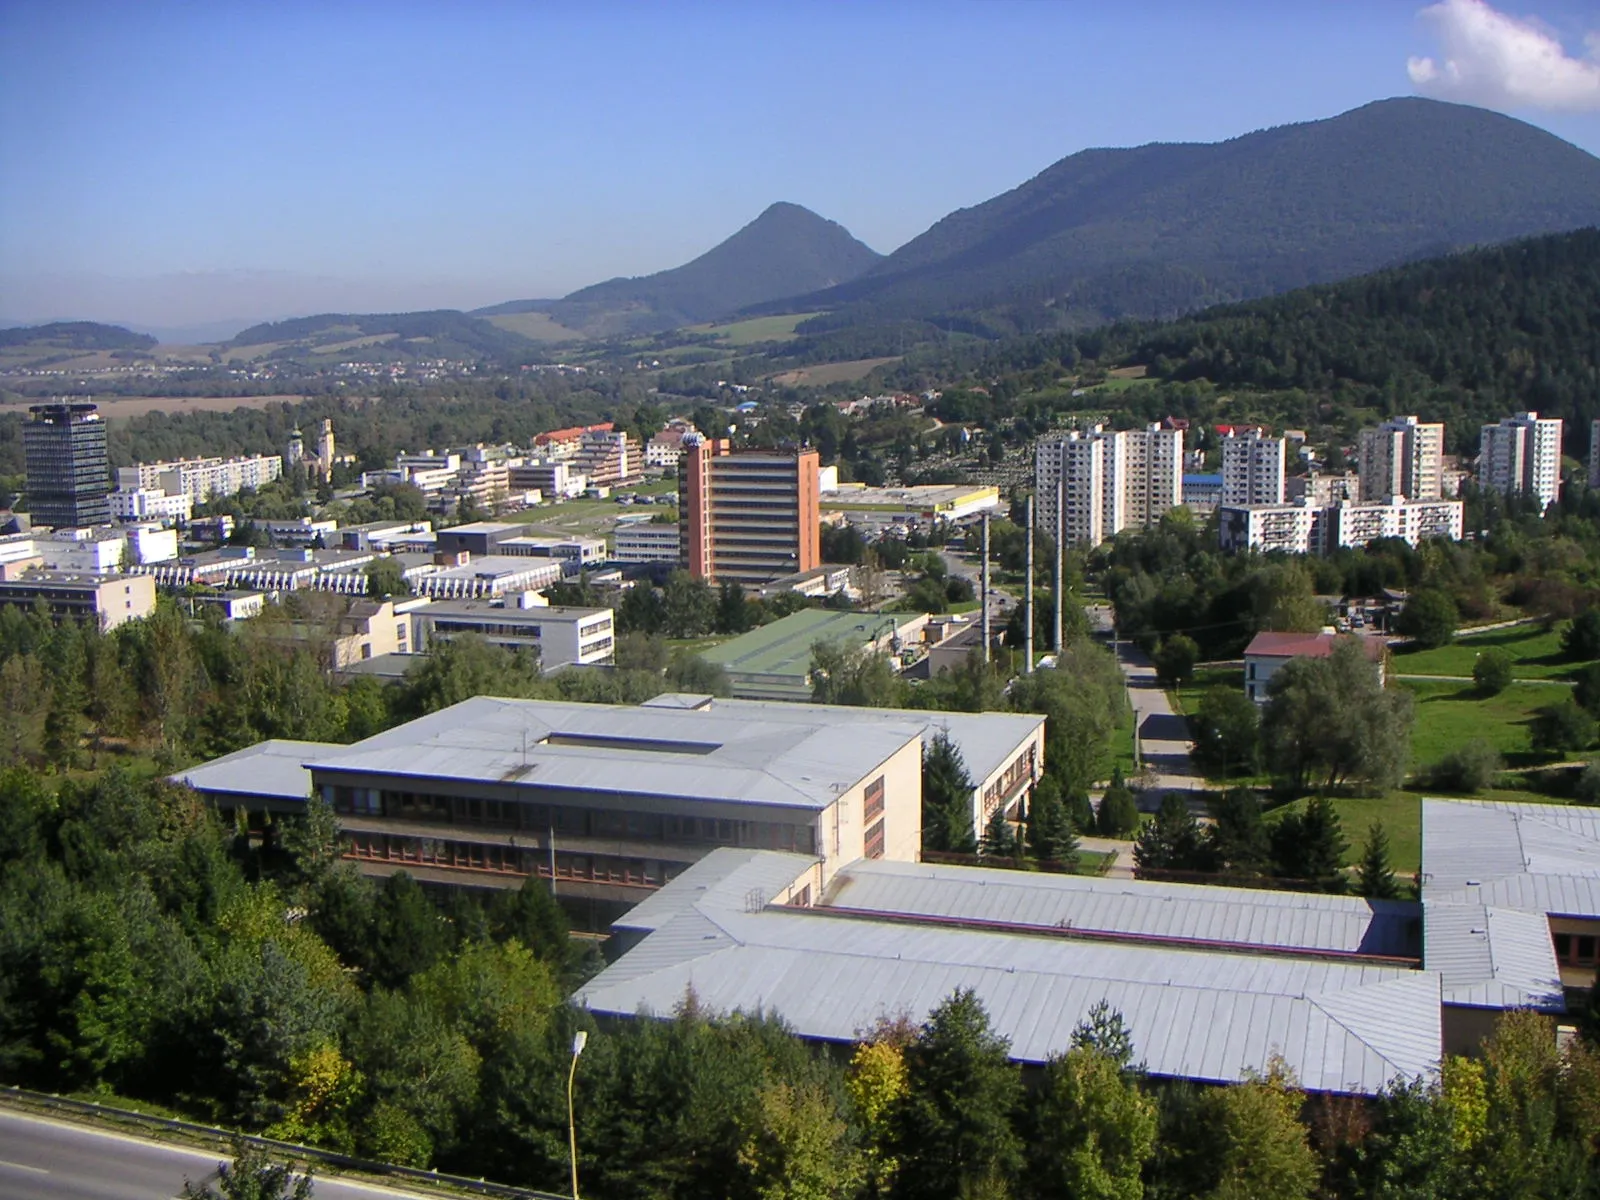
[1589,419,1600,489]
[1480,412,1563,511]
[1221,430,1285,507]
[1359,416,1444,501]
[1034,423,1182,548]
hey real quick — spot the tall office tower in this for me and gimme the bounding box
[1359,415,1445,501]
[1035,431,1104,548]
[23,403,111,528]
[679,438,820,585]
[1221,430,1286,507]
[1589,419,1600,489]
[1035,423,1181,548]
[1480,412,1564,511]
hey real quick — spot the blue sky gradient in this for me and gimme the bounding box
[2,0,1598,328]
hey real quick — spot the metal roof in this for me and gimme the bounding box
[302,696,921,811]
[1419,799,1600,1013]
[577,850,1442,1095]
[697,610,917,678]
[645,695,1045,790]
[824,859,1419,959]
[170,739,323,802]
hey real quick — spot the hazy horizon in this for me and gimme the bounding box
[4,0,1600,334]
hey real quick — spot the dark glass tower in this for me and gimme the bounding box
[23,403,111,528]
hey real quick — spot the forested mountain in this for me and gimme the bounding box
[0,321,156,351]
[221,310,542,364]
[548,202,881,337]
[787,98,1600,335]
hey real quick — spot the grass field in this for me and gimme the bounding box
[685,312,819,346]
[1264,791,1421,876]
[766,356,900,387]
[1402,678,1563,765]
[1391,622,1582,680]
[1171,664,1241,716]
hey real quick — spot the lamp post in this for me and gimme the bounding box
[568,1030,587,1200]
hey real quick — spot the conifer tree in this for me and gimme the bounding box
[1356,821,1401,899]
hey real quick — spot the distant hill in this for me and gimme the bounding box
[548,202,881,337]
[469,298,558,317]
[0,321,156,352]
[221,310,541,363]
[787,98,1600,334]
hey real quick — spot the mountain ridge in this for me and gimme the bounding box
[777,98,1600,334]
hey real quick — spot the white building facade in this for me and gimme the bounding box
[1034,423,1181,548]
[1359,416,1444,501]
[1221,431,1286,507]
[1480,412,1563,511]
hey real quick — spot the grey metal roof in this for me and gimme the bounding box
[1422,902,1565,1011]
[825,859,1419,958]
[644,694,1045,787]
[170,739,325,802]
[302,696,921,811]
[1421,799,1600,915]
[578,850,1442,1095]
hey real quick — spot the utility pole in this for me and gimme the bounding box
[1053,474,1064,654]
[1024,495,1035,674]
[980,511,991,664]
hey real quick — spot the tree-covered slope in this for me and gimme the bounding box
[0,321,156,352]
[550,202,881,337]
[795,98,1600,333]
[222,310,541,363]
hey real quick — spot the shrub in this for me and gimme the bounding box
[1424,742,1503,794]
[1530,697,1598,756]
[1563,608,1600,661]
[1096,785,1141,838]
[1395,590,1458,649]
[1573,662,1600,715]
[1472,648,1513,695]
[1575,760,1600,806]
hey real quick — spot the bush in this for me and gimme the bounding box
[1573,662,1600,715]
[1096,785,1141,838]
[1530,697,1598,756]
[1472,648,1513,695]
[1574,760,1600,806]
[1424,742,1503,794]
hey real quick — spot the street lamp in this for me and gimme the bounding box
[568,1030,588,1200]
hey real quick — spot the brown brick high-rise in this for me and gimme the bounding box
[680,438,820,585]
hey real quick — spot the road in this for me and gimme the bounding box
[0,1108,484,1200]
[1084,605,1203,802]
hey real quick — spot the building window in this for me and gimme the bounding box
[864,776,885,822]
[1555,933,1597,966]
[864,819,885,859]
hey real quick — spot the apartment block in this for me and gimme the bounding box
[1220,497,1464,555]
[1218,502,1325,555]
[409,597,616,670]
[1034,423,1180,548]
[1220,430,1286,507]
[117,453,283,503]
[1358,416,1444,501]
[0,571,156,631]
[1480,412,1563,511]
[613,519,683,564]
[110,487,193,524]
[23,403,111,529]
[571,428,641,489]
[680,439,820,585]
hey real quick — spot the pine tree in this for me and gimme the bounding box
[1026,781,1080,869]
[922,731,977,854]
[1133,792,1211,877]
[1356,821,1401,899]
[980,809,1020,860]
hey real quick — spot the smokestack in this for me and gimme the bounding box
[1053,473,1064,654]
[980,511,991,664]
[1024,495,1035,674]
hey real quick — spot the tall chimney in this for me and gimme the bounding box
[1053,474,1064,654]
[1024,495,1035,674]
[980,511,991,664]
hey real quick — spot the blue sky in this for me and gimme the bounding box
[2,0,1598,329]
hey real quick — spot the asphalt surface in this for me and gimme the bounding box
[0,1108,471,1200]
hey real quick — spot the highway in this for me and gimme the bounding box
[0,1107,480,1200]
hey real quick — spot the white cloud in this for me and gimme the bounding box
[1407,0,1600,111]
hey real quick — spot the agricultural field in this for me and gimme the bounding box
[0,393,308,420]
[1391,621,1581,680]
[485,311,585,342]
[765,356,901,387]
[684,312,819,346]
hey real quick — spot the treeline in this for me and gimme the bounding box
[3,768,1599,1199]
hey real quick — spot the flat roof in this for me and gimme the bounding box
[416,599,610,624]
[427,556,564,580]
[578,850,1441,1095]
[170,739,323,803]
[698,610,916,679]
[825,858,1419,960]
[302,695,922,811]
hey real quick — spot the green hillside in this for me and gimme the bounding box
[221,310,542,363]
[550,202,881,337]
[790,98,1600,335]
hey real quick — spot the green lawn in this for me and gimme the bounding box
[1171,665,1242,717]
[1391,622,1585,680]
[1263,792,1421,877]
[684,312,819,346]
[1402,678,1566,766]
